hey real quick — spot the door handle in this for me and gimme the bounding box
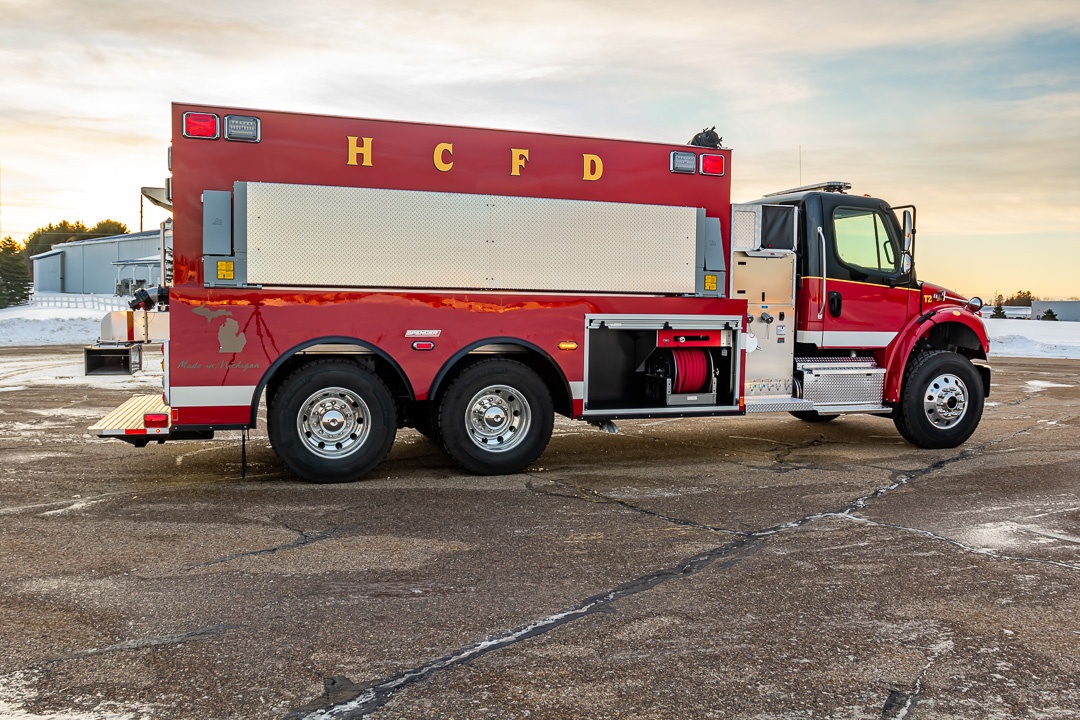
[828,290,842,318]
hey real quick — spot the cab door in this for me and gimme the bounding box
[818,198,914,349]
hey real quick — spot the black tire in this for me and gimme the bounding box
[268,360,397,483]
[893,350,983,449]
[789,410,838,423]
[437,359,554,475]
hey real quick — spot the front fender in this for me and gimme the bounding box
[882,307,990,403]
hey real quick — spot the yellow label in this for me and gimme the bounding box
[217,261,235,280]
[705,274,717,291]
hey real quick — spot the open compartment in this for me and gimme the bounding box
[583,315,741,416]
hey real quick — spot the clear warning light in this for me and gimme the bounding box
[224,115,261,142]
[670,151,697,174]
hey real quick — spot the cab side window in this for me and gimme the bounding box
[833,207,898,275]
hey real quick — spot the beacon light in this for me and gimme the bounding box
[699,154,725,176]
[182,112,220,140]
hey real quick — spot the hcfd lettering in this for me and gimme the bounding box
[346,136,603,181]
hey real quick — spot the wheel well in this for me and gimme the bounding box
[924,321,986,361]
[429,344,573,418]
[261,343,413,427]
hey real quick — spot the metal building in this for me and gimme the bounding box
[1031,300,1080,322]
[32,230,162,295]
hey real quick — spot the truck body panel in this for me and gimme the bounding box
[89,104,991,481]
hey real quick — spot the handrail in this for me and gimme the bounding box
[816,226,827,320]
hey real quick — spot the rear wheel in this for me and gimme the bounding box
[269,360,396,483]
[893,350,983,449]
[437,359,554,475]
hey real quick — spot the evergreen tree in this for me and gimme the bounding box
[23,219,130,279]
[0,237,32,308]
[991,295,1006,319]
[1040,309,1059,321]
[1004,290,1036,307]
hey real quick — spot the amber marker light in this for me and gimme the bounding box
[558,341,579,351]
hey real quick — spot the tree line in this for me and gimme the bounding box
[0,219,129,308]
[988,291,1060,320]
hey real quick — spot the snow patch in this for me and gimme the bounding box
[0,672,150,720]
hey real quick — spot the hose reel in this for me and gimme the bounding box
[645,348,716,404]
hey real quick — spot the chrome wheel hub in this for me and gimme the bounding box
[922,373,969,430]
[297,387,371,458]
[465,384,531,453]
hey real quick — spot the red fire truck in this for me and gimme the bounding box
[90,103,990,483]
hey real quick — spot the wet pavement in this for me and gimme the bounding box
[0,346,1077,719]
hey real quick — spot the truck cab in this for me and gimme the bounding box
[737,181,990,447]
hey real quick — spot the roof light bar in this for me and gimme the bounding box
[763,181,851,197]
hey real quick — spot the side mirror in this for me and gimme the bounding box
[902,210,914,253]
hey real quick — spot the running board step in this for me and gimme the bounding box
[745,397,814,413]
[797,358,885,408]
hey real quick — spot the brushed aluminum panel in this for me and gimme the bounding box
[731,209,758,251]
[802,367,885,406]
[242,182,698,293]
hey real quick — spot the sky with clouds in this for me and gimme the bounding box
[1,0,1078,299]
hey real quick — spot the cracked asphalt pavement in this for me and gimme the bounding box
[1,346,1078,719]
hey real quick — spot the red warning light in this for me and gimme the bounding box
[182,112,220,140]
[143,412,169,428]
[699,154,725,176]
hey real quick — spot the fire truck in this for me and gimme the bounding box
[89,103,991,483]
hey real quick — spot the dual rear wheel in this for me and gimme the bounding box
[269,358,553,483]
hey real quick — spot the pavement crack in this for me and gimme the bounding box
[845,515,1080,572]
[881,641,951,719]
[186,525,358,569]
[525,478,749,536]
[286,537,763,720]
[47,624,239,663]
[771,435,832,468]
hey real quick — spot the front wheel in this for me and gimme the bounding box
[269,360,397,483]
[893,350,983,449]
[437,359,554,475]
